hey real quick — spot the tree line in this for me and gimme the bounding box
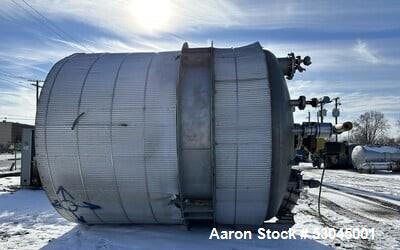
[350,111,399,145]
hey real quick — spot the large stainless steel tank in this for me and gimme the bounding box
[35,42,296,225]
[351,145,400,171]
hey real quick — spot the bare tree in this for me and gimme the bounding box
[351,111,390,145]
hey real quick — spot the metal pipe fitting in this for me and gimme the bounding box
[277,53,312,80]
[293,121,353,140]
[297,122,333,139]
[333,122,353,134]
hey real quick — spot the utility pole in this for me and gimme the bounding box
[320,103,324,123]
[318,96,332,124]
[332,97,340,142]
[28,80,44,111]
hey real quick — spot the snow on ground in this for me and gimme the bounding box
[0,177,74,249]
[299,163,400,204]
[0,154,19,161]
[1,164,399,249]
[0,177,327,250]
[293,163,400,250]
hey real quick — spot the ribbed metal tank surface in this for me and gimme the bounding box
[36,43,283,226]
[214,45,271,225]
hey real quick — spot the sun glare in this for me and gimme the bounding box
[131,0,172,32]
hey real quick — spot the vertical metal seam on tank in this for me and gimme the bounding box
[109,54,133,223]
[176,46,185,223]
[210,46,217,225]
[233,47,239,225]
[76,54,105,223]
[143,54,159,223]
[43,55,75,217]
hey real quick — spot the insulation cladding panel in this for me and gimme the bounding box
[214,43,272,225]
[36,52,182,224]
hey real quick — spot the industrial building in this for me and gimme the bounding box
[0,121,34,152]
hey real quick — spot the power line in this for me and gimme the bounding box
[10,0,93,53]
[21,0,94,53]
[0,92,31,96]
[22,0,92,52]
[10,0,66,42]
[0,76,33,89]
[0,70,31,81]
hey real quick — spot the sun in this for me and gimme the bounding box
[131,0,172,32]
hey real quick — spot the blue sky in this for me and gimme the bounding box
[0,0,399,136]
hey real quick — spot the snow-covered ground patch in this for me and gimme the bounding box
[1,165,399,249]
[0,154,19,161]
[293,163,400,249]
[0,177,74,249]
[0,176,327,250]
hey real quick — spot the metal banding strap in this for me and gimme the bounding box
[177,44,215,222]
[76,54,105,223]
[109,54,133,223]
[232,47,239,225]
[143,54,158,223]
